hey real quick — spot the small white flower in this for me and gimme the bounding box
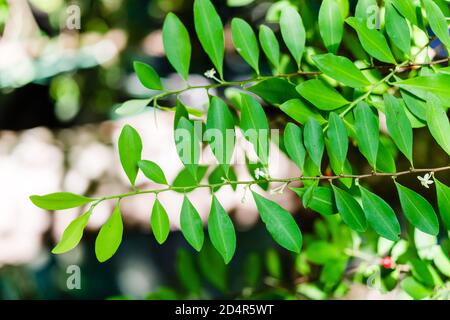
[204,68,216,79]
[418,173,434,189]
[254,168,267,179]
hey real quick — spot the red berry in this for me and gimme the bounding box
[325,168,333,177]
[381,256,393,269]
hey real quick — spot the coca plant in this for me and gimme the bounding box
[31,0,450,299]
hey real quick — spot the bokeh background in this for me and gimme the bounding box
[0,0,449,300]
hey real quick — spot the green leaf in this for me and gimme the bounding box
[434,178,450,231]
[247,78,299,105]
[115,99,150,116]
[180,196,204,252]
[205,96,235,171]
[162,13,191,80]
[194,0,225,78]
[360,185,401,241]
[208,196,236,264]
[119,125,142,187]
[312,54,370,88]
[133,61,163,90]
[95,203,123,262]
[354,102,379,168]
[239,93,269,165]
[346,17,396,64]
[52,210,92,254]
[280,6,306,68]
[296,80,349,111]
[227,0,255,7]
[326,139,353,188]
[138,160,168,185]
[355,0,377,21]
[231,18,260,74]
[318,0,344,54]
[208,165,237,192]
[401,90,427,121]
[423,0,450,49]
[174,99,189,129]
[391,0,418,25]
[401,277,432,300]
[280,99,327,125]
[385,2,411,55]
[384,94,413,164]
[426,95,450,156]
[259,25,280,71]
[394,75,450,107]
[395,183,439,236]
[326,112,348,173]
[151,199,170,244]
[409,258,435,287]
[284,123,306,171]
[304,118,324,169]
[175,117,201,179]
[332,185,367,232]
[172,166,208,193]
[292,185,336,216]
[252,191,302,253]
[375,138,397,173]
[30,192,94,210]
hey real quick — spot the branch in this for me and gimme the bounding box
[91,166,450,206]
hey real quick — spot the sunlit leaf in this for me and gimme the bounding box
[423,0,450,49]
[163,13,191,80]
[95,202,123,262]
[426,95,450,156]
[259,25,280,71]
[318,0,344,54]
[138,160,168,185]
[133,61,163,90]
[312,54,370,88]
[385,2,411,55]
[30,192,94,211]
[231,18,260,74]
[346,17,396,64]
[119,124,142,187]
[180,196,204,252]
[52,210,92,254]
[194,0,225,78]
[296,79,349,111]
[280,6,306,68]
[280,99,327,125]
[151,199,170,244]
